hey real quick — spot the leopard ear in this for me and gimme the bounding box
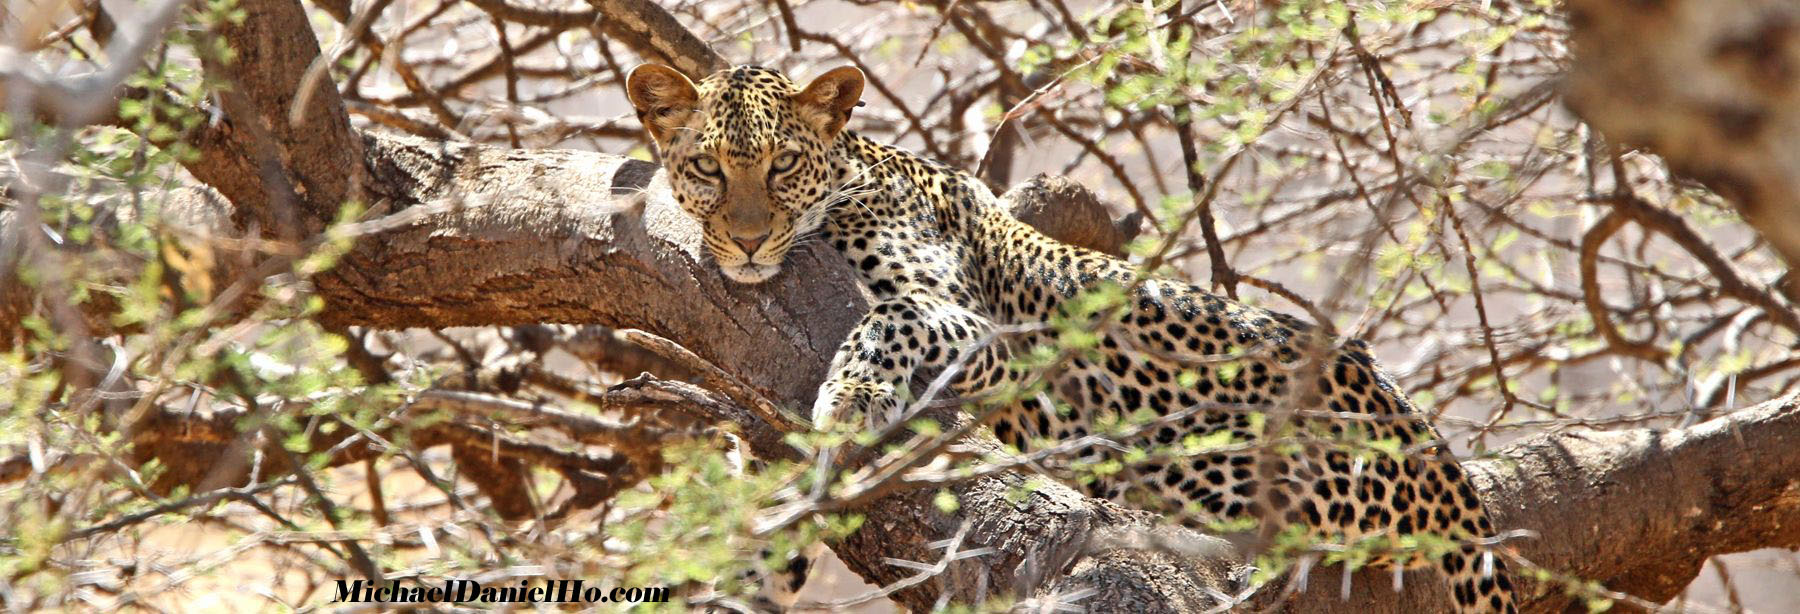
[795,66,865,135]
[626,64,699,145]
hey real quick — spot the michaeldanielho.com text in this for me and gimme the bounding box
[332,579,670,604]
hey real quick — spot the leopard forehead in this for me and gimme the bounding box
[690,66,804,159]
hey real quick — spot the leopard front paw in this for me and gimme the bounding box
[810,379,906,431]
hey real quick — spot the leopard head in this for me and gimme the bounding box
[626,64,864,284]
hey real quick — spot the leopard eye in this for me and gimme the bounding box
[770,151,801,175]
[692,155,721,177]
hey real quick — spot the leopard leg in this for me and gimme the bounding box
[810,294,999,431]
[1440,543,1517,614]
[786,294,998,602]
[1417,456,1518,614]
[1314,347,1519,614]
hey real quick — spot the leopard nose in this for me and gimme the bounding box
[730,232,769,255]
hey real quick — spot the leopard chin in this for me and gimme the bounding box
[721,262,782,284]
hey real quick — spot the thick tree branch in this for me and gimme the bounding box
[1485,393,1800,609]
[190,0,364,238]
[327,132,863,403]
[586,0,725,78]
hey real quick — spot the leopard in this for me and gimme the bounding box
[625,63,1520,613]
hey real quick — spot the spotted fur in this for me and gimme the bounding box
[628,64,1519,613]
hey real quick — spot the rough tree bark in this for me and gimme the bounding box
[4,0,1800,612]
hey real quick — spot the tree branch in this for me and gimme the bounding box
[586,0,725,78]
